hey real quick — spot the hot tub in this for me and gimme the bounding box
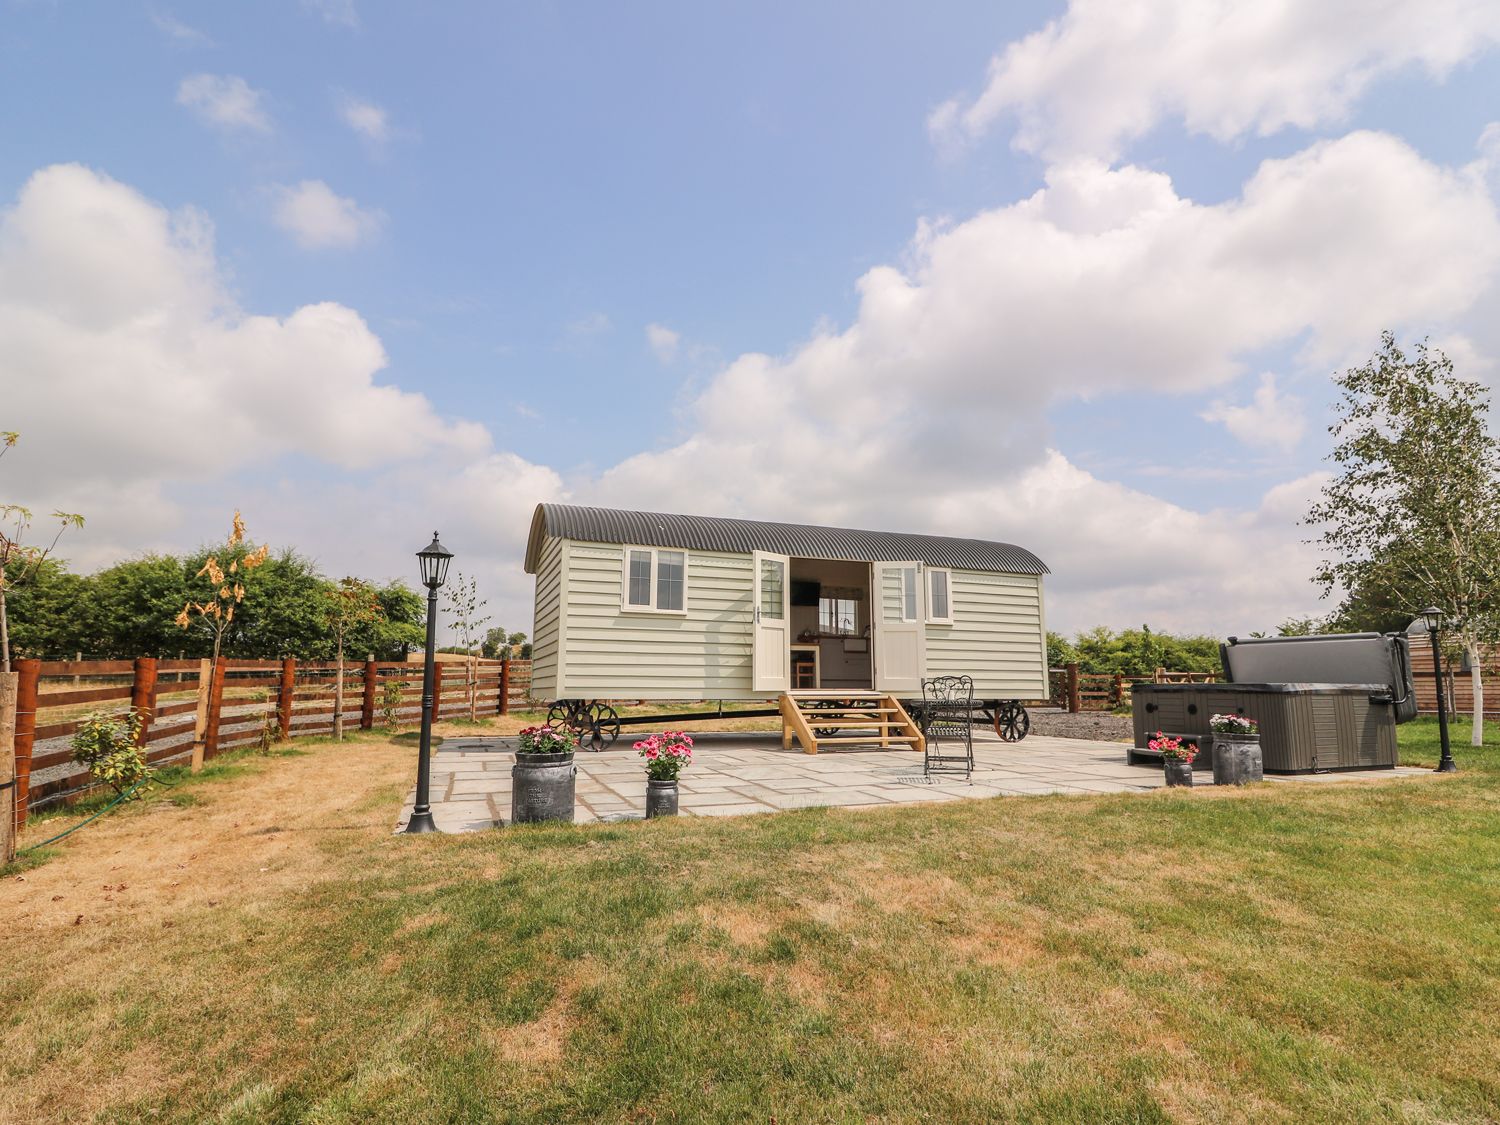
[1130,682,1399,774]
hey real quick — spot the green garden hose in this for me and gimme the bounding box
[19,777,157,854]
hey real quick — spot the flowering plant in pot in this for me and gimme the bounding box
[1148,731,1197,787]
[1209,713,1263,785]
[634,730,693,818]
[511,724,579,825]
[517,724,578,756]
[1210,714,1258,736]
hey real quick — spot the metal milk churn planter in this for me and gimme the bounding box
[511,751,577,824]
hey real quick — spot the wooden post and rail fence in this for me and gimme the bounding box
[1046,664,1218,714]
[1047,648,1497,718]
[3,655,533,847]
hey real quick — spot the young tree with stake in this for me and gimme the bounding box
[323,577,383,740]
[442,572,492,721]
[1306,333,1500,747]
[174,513,270,758]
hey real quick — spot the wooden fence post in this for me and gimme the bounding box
[499,658,511,716]
[361,656,376,731]
[1,671,17,863]
[191,658,212,772]
[204,659,227,760]
[1066,662,1080,714]
[13,659,40,831]
[432,660,445,723]
[1112,673,1125,708]
[278,657,296,740]
[131,657,159,747]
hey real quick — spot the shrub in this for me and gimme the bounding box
[251,688,276,753]
[70,710,154,795]
[380,679,408,730]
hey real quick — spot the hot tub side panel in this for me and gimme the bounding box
[1131,685,1397,773]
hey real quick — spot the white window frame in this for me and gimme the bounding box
[926,568,953,625]
[818,594,861,636]
[620,546,689,615]
[889,563,922,624]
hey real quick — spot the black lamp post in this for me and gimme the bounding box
[1419,606,1458,774]
[405,531,453,833]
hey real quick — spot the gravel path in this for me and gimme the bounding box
[1027,708,1132,742]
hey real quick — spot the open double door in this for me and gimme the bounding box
[752,552,926,694]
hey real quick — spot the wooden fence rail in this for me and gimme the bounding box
[1409,644,1500,719]
[1046,664,1216,713]
[8,655,534,832]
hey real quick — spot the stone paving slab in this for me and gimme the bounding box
[395,731,1434,833]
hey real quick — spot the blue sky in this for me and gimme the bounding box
[5,1,1500,637]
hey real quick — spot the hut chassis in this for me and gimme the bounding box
[544,697,1030,751]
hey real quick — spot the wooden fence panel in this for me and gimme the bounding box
[1409,644,1500,718]
[12,654,538,819]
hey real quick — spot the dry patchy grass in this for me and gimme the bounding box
[1,720,1498,1122]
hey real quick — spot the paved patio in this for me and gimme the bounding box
[394,729,1429,833]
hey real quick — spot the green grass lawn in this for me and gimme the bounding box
[1395,714,1500,771]
[3,719,1498,1122]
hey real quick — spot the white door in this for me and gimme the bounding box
[873,561,925,693]
[752,550,791,692]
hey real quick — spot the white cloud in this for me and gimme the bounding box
[587,133,1499,633]
[0,164,573,623]
[338,95,390,145]
[271,180,384,249]
[565,312,611,338]
[150,10,211,46]
[1201,374,1306,453]
[303,0,358,28]
[0,165,522,568]
[10,119,1500,639]
[645,323,680,363]
[925,455,1333,634]
[932,0,1500,160]
[176,74,271,134]
[603,133,1497,499]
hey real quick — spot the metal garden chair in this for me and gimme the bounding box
[921,674,975,781]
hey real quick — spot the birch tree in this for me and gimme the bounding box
[0,431,84,671]
[1306,333,1500,746]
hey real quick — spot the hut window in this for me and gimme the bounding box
[622,547,688,613]
[657,551,685,611]
[927,569,952,624]
[626,550,653,607]
[902,567,919,622]
[819,593,860,635]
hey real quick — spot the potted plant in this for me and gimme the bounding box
[511,724,578,824]
[634,730,693,818]
[1149,731,1197,787]
[1209,713,1263,785]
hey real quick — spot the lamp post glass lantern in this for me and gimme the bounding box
[418,532,453,590]
[405,533,454,833]
[1418,606,1458,774]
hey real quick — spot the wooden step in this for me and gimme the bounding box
[779,692,926,756]
[798,708,900,717]
[818,733,921,742]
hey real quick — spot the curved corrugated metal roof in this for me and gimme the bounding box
[524,503,1049,575]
